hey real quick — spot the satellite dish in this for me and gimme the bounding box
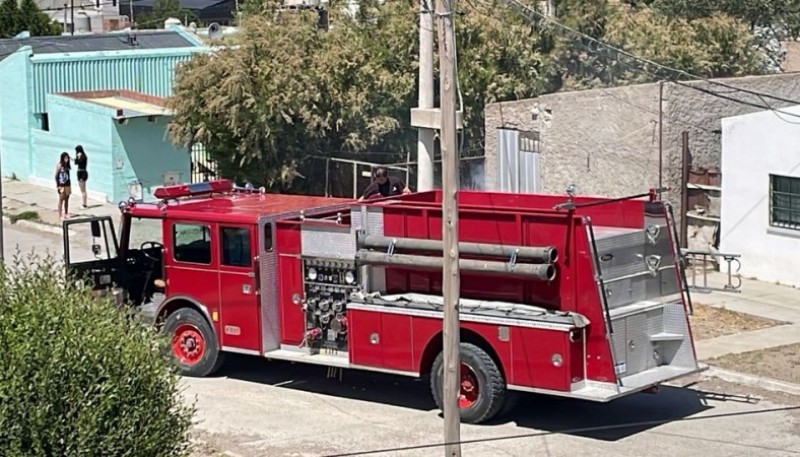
[207,22,222,40]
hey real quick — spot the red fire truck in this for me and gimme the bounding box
[63,180,702,424]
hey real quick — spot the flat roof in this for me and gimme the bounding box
[60,90,171,118]
[0,30,200,62]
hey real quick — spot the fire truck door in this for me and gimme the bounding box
[218,225,261,353]
[62,216,121,291]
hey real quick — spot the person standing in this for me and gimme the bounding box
[74,145,88,209]
[55,152,72,220]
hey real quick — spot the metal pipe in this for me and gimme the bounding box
[355,251,557,281]
[357,233,558,263]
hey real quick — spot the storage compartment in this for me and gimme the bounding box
[593,227,648,279]
[603,274,648,309]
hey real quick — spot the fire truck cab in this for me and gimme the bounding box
[63,180,703,424]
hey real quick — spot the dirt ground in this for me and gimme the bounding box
[709,343,800,386]
[688,302,784,340]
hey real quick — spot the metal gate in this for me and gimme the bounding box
[190,143,219,183]
[496,128,541,193]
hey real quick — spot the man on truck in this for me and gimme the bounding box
[359,166,411,200]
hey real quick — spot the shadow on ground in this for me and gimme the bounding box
[214,354,727,442]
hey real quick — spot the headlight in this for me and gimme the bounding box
[307,267,318,281]
[345,271,355,284]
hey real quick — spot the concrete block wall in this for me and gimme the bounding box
[0,49,35,180]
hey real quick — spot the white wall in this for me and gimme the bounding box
[720,104,800,287]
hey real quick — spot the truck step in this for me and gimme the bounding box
[649,332,685,342]
[264,348,350,369]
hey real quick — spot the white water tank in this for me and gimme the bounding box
[164,17,182,28]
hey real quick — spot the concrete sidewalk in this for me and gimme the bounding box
[2,178,119,235]
[688,271,800,360]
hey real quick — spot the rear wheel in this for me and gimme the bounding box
[164,307,225,377]
[430,342,507,424]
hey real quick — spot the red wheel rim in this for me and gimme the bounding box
[172,324,205,365]
[459,363,480,408]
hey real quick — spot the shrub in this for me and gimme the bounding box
[0,253,196,457]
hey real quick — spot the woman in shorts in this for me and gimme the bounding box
[55,152,72,220]
[74,145,88,209]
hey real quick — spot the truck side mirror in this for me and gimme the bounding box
[90,220,101,238]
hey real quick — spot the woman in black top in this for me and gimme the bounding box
[74,145,88,209]
[55,152,72,220]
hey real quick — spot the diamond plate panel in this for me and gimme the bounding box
[603,275,648,309]
[258,218,281,352]
[301,225,355,259]
[662,301,697,368]
[624,313,652,375]
[594,227,648,279]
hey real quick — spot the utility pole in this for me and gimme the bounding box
[435,0,461,454]
[70,0,74,35]
[413,0,435,191]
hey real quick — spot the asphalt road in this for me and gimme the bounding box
[2,222,65,261]
[186,356,800,457]
[4,222,800,457]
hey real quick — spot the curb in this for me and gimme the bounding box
[704,364,800,397]
[2,215,63,236]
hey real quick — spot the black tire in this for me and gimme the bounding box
[430,342,507,424]
[164,307,225,377]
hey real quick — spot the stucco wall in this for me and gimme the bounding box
[719,105,800,287]
[28,94,114,202]
[0,49,34,180]
[484,73,800,232]
[484,83,661,197]
[113,116,190,202]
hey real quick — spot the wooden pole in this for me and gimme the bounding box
[435,0,461,454]
[680,131,689,248]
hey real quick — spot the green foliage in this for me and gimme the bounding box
[0,0,61,38]
[167,0,552,191]
[553,0,769,89]
[0,253,195,457]
[8,210,40,224]
[651,0,800,36]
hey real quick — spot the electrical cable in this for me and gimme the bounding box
[322,404,800,457]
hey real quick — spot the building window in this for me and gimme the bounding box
[173,223,211,264]
[769,174,800,230]
[36,113,49,131]
[221,226,251,267]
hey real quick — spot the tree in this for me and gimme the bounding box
[167,0,552,192]
[19,0,62,36]
[552,0,770,89]
[0,0,61,38]
[0,0,21,38]
[0,253,195,456]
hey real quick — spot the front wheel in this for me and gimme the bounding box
[164,307,225,377]
[430,342,507,424]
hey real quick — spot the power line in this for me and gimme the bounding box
[322,404,800,457]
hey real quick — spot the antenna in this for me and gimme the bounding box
[207,22,222,40]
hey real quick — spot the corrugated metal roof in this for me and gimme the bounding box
[0,30,197,61]
[30,49,205,113]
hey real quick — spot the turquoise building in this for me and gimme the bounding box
[0,28,209,203]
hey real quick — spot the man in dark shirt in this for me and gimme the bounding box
[360,167,411,200]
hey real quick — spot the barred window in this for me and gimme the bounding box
[769,174,800,230]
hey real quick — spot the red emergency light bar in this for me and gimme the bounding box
[153,179,234,200]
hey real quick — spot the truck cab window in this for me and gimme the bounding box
[173,223,212,264]
[129,217,164,249]
[221,227,251,267]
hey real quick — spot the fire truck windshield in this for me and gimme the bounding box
[128,217,164,249]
